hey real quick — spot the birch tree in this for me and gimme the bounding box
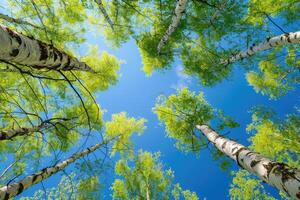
[230,107,300,200]
[0,140,108,199]
[220,31,300,65]
[157,0,188,54]
[95,0,115,31]
[154,88,300,199]
[0,112,146,199]
[0,24,94,72]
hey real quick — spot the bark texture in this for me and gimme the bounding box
[0,124,45,141]
[221,31,300,65]
[0,141,106,199]
[0,13,40,29]
[196,125,300,199]
[157,0,188,54]
[0,24,94,72]
[95,0,114,31]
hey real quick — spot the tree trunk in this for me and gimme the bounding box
[196,125,300,199]
[0,13,40,29]
[95,0,114,31]
[220,31,300,65]
[0,141,106,199]
[0,24,94,72]
[0,124,46,141]
[157,0,188,54]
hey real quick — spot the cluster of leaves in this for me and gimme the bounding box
[154,87,238,153]
[112,151,199,200]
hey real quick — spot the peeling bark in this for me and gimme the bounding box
[220,31,300,65]
[0,13,40,29]
[0,24,94,72]
[0,124,46,141]
[157,0,188,54]
[0,141,106,199]
[95,0,114,31]
[196,125,300,199]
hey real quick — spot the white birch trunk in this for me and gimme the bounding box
[0,24,94,72]
[196,125,300,199]
[157,0,188,54]
[0,124,45,141]
[0,141,106,199]
[95,0,114,31]
[0,13,40,29]
[221,31,300,65]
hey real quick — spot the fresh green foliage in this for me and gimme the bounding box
[154,87,238,153]
[105,112,146,157]
[246,49,300,99]
[247,106,300,167]
[112,151,199,200]
[229,170,276,200]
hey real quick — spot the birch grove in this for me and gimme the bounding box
[0,24,94,72]
[196,125,300,199]
[157,0,188,54]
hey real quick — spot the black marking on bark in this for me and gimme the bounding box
[263,162,276,180]
[4,192,10,200]
[6,27,22,45]
[0,132,7,140]
[10,49,19,57]
[32,173,41,183]
[233,147,247,168]
[267,37,271,42]
[38,43,48,61]
[221,141,227,149]
[250,160,260,168]
[27,52,30,58]
[231,146,238,153]
[272,163,300,184]
[16,183,24,195]
[53,51,58,61]
[296,187,300,199]
[63,57,71,70]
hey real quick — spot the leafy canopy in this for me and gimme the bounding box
[154,87,238,153]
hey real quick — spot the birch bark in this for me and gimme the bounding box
[221,31,300,65]
[0,124,46,141]
[157,0,188,54]
[0,24,94,72]
[0,141,106,199]
[95,0,114,31]
[196,125,300,199]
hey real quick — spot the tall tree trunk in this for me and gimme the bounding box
[0,13,40,29]
[95,0,114,31]
[0,141,107,199]
[196,125,300,199]
[220,31,300,65]
[146,184,150,200]
[0,24,94,72]
[0,124,46,141]
[157,0,188,54]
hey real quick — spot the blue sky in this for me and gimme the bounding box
[14,26,299,200]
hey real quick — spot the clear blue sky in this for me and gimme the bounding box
[17,30,299,200]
